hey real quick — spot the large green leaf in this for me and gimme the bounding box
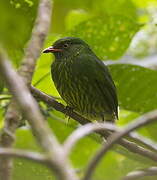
[109,64,157,113]
[53,0,137,34]
[67,15,140,59]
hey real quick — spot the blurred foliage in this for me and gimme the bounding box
[0,107,4,128]
[0,0,39,65]
[1,0,157,180]
[132,0,157,8]
[129,23,157,58]
[13,117,156,180]
[0,78,4,93]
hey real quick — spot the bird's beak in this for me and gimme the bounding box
[43,46,62,53]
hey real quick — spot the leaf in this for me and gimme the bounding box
[13,129,54,180]
[109,64,157,114]
[92,0,137,19]
[32,34,61,97]
[0,107,4,128]
[117,110,139,126]
[65,9,91,30]
[13,159,54,180]
[132,0,157,8]
[0,0,39,65]
[67,15,141,59]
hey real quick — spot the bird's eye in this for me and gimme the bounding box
[63,43,69,48]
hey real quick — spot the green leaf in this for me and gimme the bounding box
[132,0,157,8]
[0,0,39,65]
[67,15,140,59]
[13,128,54,180]
[109,64,157,113]
[92,0,137,19]
[13,159,54,180]
[32,34,61,97]
[65,9,91,30]
[117,110,139,126]
[0,107,4,128]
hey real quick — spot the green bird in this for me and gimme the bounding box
[43,37,118,122]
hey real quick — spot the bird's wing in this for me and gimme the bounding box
[95,58,118,119]
[75,54,118,119]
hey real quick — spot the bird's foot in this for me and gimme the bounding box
[64,106,74,123]
[65,105,74,114]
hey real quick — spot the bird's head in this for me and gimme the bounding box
[43,37,91,59]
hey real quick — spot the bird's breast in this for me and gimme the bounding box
[51,60,88,109]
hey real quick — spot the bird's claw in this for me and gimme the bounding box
[64,106,74,123]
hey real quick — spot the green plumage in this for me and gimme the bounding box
[44,37,118,122]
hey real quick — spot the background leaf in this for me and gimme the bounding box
[32,34,61,96]
[109,64,157,113]
[0,0,39,65]
[13,128,54,180]
[67,16,140,59]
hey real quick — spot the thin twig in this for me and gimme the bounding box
[0,53,79,180]
[83,110,157,180]
[33,72,50,86]
[0,0,52,180]
[31,86,157,163]
[122,166,157,180]
[0,148,47,164]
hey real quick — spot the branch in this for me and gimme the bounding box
[83,110,157,180]
[128,132,157,152]
[0,148,46,164]
[63,123,157,156]
[0,147,74,177]
[0,53,79,180]
[0,0,52,179]
[31,86,157,163]
[122,167,157,180]
[30,85,89,125]
[18,0,52,84]
[64,123,117,156]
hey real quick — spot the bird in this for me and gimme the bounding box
[43,37,118,122]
